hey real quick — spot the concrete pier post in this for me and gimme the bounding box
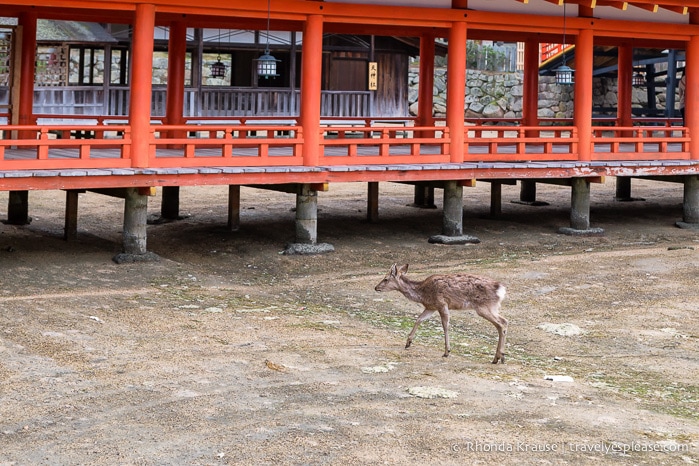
[615,177,645,202]
[7,191,30,225]
[228,185,240,232]
[428,181,480,245]
[113,188,159,263]
[412,185,436,208]
[520,180,537,204]
[490,182,503,217]
[160,186,180,220]
[615,177,632,200]
[442,180,463,237]
[677,175,699,229]
[571,177,591,231]
[64,190,79,240]
[123,188,148,254]
[283,184,334,255]
[295,184,317,244]
[367,182,379,223]
[559,178,604,236]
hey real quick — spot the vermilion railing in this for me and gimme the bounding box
[465,126,579,161]
[319,126,451,165]
[591,126,690,160]
[0,121,691,171]
[149,124,305,168]
[0,125,132,170]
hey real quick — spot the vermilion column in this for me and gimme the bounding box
[165,21,187,131]
[417,32,436,132]
[523,38,539,129]
[617,44,633,132]
[574,28,594,162]
[129,3,156,168]
[687,34,699,160]
[446,21,467,163]
[17,12,37,133]
[300,14,324,166]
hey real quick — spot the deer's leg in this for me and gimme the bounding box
[475,304,508,364]
[406,309,436,349]
[439,307,451,357]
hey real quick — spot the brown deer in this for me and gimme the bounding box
[375,264,508,363]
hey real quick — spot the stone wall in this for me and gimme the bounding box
[408,67,673,119]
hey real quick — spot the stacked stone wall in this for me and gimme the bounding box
[408,68,673,119]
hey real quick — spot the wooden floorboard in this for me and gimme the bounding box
[0,143,697,189]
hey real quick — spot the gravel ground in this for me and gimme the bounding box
[0,179,698,465]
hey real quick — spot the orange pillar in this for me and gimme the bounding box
[617,44,633,132]
[523,38,539,129]
[165,21,187,130]
[129,3,156,168]
[574,28,594,162]
[417,32,436,132]
[446,21,467,163]
[300,15,323,166]
[17,11,37,133]
[687,34,699,160]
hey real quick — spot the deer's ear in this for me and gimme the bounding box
[398,264,409,275]
[390,263,398,275]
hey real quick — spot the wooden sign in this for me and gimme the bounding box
[368,62,378,90]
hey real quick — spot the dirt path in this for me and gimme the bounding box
[0,179,698,465]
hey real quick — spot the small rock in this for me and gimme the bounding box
[408,386,459,399]
[544,375,574,382]
[537,322,584,336]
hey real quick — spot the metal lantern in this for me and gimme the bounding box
[210,56,226,79]
[556,1,574,86]
[555,64,574,85]
[255,0,281,80]
[632,71,645,87]
[255,51,280,79]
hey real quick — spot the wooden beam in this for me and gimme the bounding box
[596,1,629,10]
[660,5,688,15]
[398,180,476,189]
[480,179,518,185]
[630,2,659,12]
[88,187,156,199]
[246,183,329,194]
[630,175,688,183]
[529,177,605,186]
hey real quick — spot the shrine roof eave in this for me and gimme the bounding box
[2,0,699,43]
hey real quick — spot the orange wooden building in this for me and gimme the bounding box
[1,0,699,257]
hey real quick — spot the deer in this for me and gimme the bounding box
[374,264,508,364]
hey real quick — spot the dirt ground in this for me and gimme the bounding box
[0,178,698,465]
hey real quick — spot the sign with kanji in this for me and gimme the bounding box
[368,61,377,90]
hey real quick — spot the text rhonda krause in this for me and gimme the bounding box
[452,441,691,454]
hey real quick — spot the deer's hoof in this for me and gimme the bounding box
[492,354,506,364]
[405,341,412,349]
[442,351,450,358]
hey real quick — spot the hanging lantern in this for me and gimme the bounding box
[555,64,574,85]
[255,51,280,79]
[556,2,574,86]
[255,0,281,80]
[210,55,227,79]
[632,71,645,87]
